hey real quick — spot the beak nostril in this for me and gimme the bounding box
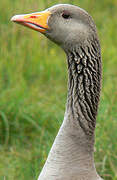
[30,15,37,18]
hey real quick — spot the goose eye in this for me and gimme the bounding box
[62,12,70,19]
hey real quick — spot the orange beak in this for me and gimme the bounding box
[11,11,51,33]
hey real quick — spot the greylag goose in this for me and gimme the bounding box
[11,4,103,180]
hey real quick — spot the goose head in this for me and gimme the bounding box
[11,4,97,51]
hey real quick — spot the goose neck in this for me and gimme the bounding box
[66,41,101,136]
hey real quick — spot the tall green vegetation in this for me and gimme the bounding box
[0,0,117,179]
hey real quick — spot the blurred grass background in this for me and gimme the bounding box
[0,0,117,179]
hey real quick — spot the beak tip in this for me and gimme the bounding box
[11,15,22,22]
[11,15,16,22]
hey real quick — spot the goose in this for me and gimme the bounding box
[11,4,103,180]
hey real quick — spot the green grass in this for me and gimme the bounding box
[0,0,117,179]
